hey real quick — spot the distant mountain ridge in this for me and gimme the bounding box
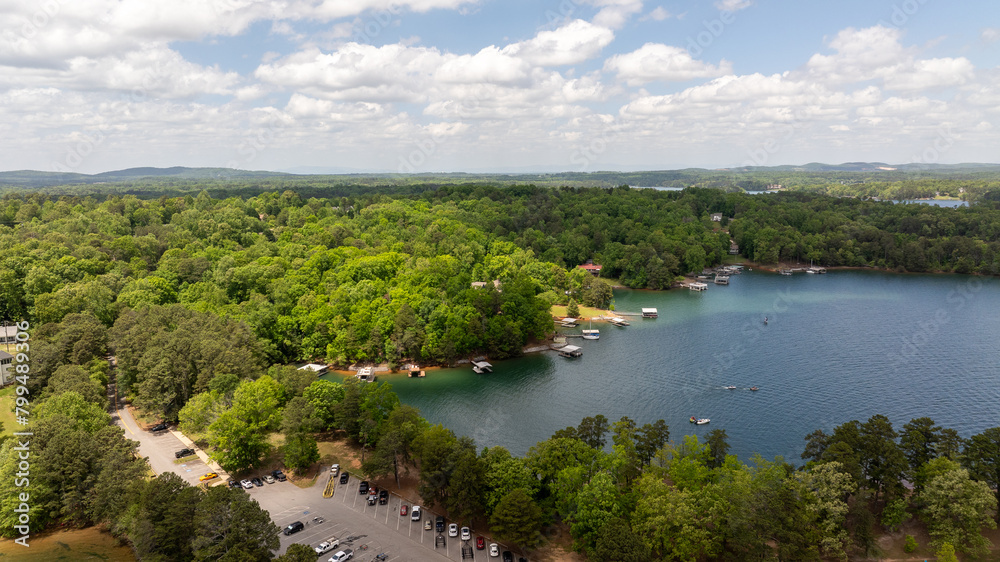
[0,167,290,188]
[2,163,1000,189]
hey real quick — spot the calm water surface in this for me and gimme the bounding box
[326,270,1000,462]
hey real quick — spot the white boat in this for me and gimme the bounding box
[689,416,710,425]
[581,329,600,340]
[725,385,736,390]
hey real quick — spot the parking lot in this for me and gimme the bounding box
[242,468,521,561]
[118,401,523,561]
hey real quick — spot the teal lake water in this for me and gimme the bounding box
[326,270,1000,462]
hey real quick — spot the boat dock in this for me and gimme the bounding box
[641,308,658,318]
[355,366,376,382]
[714,275,729,285]
[472,360,493,374]
[556,344,582,358]
[687,282,708,291]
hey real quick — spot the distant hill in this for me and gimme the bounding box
[2,163,1000,191]
[0,167,291,188]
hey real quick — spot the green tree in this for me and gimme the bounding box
[963,427,1000,522]
[192,485,280,561]
[302,379,344,428]
[274,543,318,562]
[635,419,669,466]
[900,417,941,484]
[920,464,997,557]
[576,415,610,449]
[796,461,856,560]
[283,433,321,471]
[489,488,543,549]
[936,542,959,562]
[569,472,621,552]
[122,472,200,561]
[208,376,282,471]
[705,428,731,469]
[566,299,579,318]
[592,518,651,562]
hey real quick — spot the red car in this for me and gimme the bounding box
[400,505,408,516]
[476,537,485,550]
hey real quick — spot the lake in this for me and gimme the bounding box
[327,270,1000,463]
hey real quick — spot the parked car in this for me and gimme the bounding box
[378,490,389,505]
[424,519,432,531]
[283,521,304,535]
[199,472,218,481]
[448,523,458,537]
[314,539,340,555]
[367,494,377,506]
[150,422,168,432]
[339,471,349,484]
[251,477,263,487]
[502,551,513,562]
[272,469,287,481]
[489,543,499,557]
[461,527,471,541]
[227,479,241,489]
[330,463,340,476]
[411,506,421,521]
[329,549,353,562]
[174,448,195,458]
[263,474,275,484]
[476,537,485,550]
[241,479,253,489]
[359,481,369,495]
[435,515,445,532]
[400,504,408,516]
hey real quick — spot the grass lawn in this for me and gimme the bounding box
[550,305,610,319]
[0,385,18,436]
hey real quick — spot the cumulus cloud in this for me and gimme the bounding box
[580,0,645,29]
[604,43,732,85]
[502,20,614,67]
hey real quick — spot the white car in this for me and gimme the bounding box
[448,523,458,537]
[489,543,499,557]
[460,526,471,541]
[315,540,340,555]
[263,474,275,484]
[330,463,340,476]
[411,505,421,521]
[240,479,253,489]
[329,549,353,562]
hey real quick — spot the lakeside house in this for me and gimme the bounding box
[730,242,740,255]
[0,350,13,386]
[710,213,723,222]
[0,325,15,344]
[577,260,602,276]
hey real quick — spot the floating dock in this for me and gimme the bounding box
[714,275,729,285]
[642,308,658,318]
[472,360,493,374]
[688,282,708,291]
[355,367,376,382]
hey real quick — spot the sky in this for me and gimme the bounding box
[1,0,998,174]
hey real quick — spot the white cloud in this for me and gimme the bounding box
[981,28,1000,43]
[643,7,671,21]
[604,43,732,85]
[502,20,614,67]
[714,0,753,12]
[581,0,645,29]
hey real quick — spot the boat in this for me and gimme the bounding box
[750,386,759,391]
[581,319,599,340]
[725,385,736,390]
[689,416,710,425]
[355,366,376,382]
